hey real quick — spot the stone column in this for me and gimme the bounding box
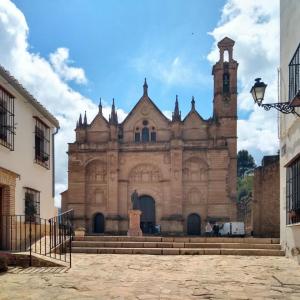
[106,143,119,233]
[167,140,184,233]
[127,210,143,236]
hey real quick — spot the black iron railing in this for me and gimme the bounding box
[0,210,74,267]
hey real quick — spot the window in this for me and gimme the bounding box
[286,155,300,224]
[223,73,230,94]
[135,132,140,142]
[0,86,15,150]
[151,131,156,142]
[142,127,149,142]
[289,43,300,101]
[34,117,50,168]
[24,188,40,222]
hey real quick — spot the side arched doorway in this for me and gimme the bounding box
[187,213,201,235]
[138,195,155,234]
[93,213,105,234]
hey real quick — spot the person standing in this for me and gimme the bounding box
[205,222,212,237]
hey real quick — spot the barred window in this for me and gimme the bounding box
[34,117,50,168]
[286,155,300,224]
[289,43,300,101]
[24,188,40,222]
[0,86,15,150]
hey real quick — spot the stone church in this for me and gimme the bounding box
[62,37,238,235]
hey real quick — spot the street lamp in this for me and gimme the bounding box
[250,78,300,117]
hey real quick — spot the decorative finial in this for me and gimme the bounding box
[191,96,195,110]
[109,98,118,125]
[143,78,148,96]
[172,94,181,122]
[79,113,83,127]
[99,97,102,114]
[83,111,87,126]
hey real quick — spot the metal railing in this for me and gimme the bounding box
[0,210,74,267]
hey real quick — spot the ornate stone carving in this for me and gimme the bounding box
[183,158,208,182]
[129,164,161,183]
[86,160,107,183]
[187,188,204,205]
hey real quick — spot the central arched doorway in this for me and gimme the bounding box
[187,213,201,235]
[93,213,105,233]
[138,195,155,234]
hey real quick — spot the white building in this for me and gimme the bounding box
[0,65,59,221]
[280,0,300,262]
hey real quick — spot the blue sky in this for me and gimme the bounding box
[14,0,226,119]
[0,0,279,205]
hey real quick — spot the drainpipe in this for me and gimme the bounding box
[52,127,60,198]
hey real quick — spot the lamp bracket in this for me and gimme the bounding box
[261,102,300,117]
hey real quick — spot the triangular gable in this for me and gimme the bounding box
[121,94,170,126]
[183,110,207,125]
[88,113,109,131]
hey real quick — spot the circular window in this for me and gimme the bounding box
[152,127,155,130]
[136,127,139,131]
[143,120,148,126]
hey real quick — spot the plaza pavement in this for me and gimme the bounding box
[0,254,300,299]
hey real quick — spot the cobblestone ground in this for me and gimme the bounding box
[1,254,300,299]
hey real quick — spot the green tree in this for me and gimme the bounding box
[237,150,256,178]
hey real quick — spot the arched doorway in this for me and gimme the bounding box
[187,213,201,235]
[93,213,105,233]
[138,195,155,234]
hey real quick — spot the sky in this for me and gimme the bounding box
[0,0,280,206]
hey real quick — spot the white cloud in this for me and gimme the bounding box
[49,47,87,84]
[132,54,209,87]
[208,0,280,157]
[0,0,127,207]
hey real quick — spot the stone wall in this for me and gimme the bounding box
[252,156,280,237]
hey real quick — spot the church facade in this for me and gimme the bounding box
[62,37,238,235]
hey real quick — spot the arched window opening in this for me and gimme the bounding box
[223,50,229,62]
[135,132,140,142]
[151,131,156,142]
[223,72,230,94]
[142,127,149,142]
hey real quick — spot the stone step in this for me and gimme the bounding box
[72,247,285,256]
[72,241,281,250]
[73,236,280,244]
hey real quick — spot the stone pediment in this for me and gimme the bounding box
[88,114,109,131]
[183,110,206,128]
[122,95,170,129]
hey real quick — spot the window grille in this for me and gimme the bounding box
[289,43,300,102]
[34,117,50,168]
[0,86,15,150]
[286,155,300,224]
[24,187,40,222]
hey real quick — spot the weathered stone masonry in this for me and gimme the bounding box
[62,37,238,235]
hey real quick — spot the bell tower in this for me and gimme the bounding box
[212,37,238,119]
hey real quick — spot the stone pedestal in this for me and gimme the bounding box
[127,210,143,236]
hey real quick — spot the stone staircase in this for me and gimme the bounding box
[72,236,284,256]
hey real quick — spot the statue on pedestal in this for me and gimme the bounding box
[131,190,140,210]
